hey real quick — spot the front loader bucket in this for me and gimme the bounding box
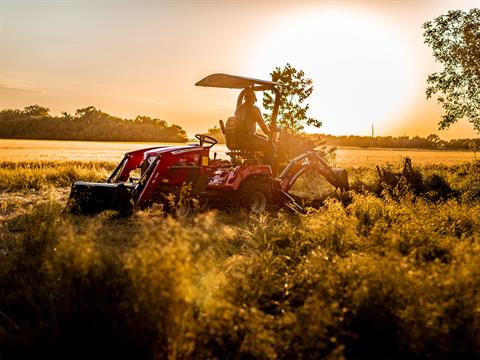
[66,181,134,215]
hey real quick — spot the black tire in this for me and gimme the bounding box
[174,196,195,218]
[162,191,196,219]
[238,178,271,213]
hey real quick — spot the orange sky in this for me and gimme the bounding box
[0,0,478,139]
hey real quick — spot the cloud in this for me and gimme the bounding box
[127,96,165,106]
[215,107,232,113]
[0,81,40,94]
[102,92,165,106]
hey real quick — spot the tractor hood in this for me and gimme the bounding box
[195,73,281,89]
[142,145,204,158]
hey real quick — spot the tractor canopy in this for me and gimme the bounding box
[196,73,282,133]
[195,73,281,89]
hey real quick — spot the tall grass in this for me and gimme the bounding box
[1,160,480,358]
[0,160,114,191]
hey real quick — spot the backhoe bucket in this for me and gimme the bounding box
[278,151,349,193]
[328,168,349,191]
[66,181,134,215]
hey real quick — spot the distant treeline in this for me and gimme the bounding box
[0,105,188,142]
[313,134,480,150]
[205,125,480,151]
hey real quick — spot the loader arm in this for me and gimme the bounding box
[108,147,163,183]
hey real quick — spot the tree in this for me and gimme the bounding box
[75,106,99,118]
[134,115,167,127]
[23,105,50,117]
[263,63,321,133]
[423,8,480,131]
[205,125,225,143]
[426,134,442,148]
[61,111,72,119]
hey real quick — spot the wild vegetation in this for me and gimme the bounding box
[0,105,188,142]
[2,156,480,359]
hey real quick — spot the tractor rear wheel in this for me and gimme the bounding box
[239,179,270,213]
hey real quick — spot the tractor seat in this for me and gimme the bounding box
[219,119,262,162]
[219,118,254,151]
[219,118,243,150]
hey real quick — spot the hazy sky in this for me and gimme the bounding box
[1,0,479,139]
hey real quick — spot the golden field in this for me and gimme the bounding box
[1,139,480,359]
[1,139,475,165]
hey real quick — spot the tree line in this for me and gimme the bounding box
[206,124,480,151]
[0,105,188,142]
[310,134,480,151]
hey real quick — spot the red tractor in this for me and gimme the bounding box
[67,74,348,215]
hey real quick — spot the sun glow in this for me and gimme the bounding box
[250,8,418,136]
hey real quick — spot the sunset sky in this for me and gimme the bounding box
[1,0,479,139]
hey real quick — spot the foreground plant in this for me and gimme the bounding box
[1,162,480,358]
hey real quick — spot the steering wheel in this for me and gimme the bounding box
[195,134,217,147]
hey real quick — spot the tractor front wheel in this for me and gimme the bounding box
[239,179,270,213]
[162,192,195,219]
[174,196,195,218]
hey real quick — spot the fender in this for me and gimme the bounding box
[206,164,272,191]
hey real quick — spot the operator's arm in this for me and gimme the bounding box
[255,107,270,136]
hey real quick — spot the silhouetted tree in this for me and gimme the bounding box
[424,8,480,131]
[75,106,98,118]
[23,105,50,117]
[205,125,225,143]
[263,63,321,133]
[426,134,442,148]
[0,105,188,142]
[61,111,72,119]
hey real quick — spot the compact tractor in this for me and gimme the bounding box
[67,74,349,215]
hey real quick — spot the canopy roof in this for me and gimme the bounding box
[195,73,280,89]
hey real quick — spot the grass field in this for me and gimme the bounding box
[1,140,480,359]
[1,139,476,165]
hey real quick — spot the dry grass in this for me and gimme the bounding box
[1,154,480,358]
[0,160,114,191]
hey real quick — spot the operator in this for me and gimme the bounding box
[235,87,276,165]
